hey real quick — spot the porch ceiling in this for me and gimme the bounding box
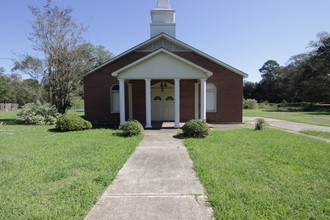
[112,48,212,80]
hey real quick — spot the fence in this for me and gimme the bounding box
[0,103,19,112]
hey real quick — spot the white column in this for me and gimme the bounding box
[194,82,199,119]
[200,78,206,120]
[174,78,180,128]
[145,79,152,128]
[128,83,133,120]
[119,79,125,124]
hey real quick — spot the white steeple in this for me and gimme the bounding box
[157,0,170,9]
[150,0,176,38]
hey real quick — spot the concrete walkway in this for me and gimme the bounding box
[244,117,330,143]
[244,117,330,132]
[85,129,214,220]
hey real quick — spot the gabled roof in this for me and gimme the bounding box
[84,33,248,78]
[112,48,212,79]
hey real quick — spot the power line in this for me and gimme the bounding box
[0,58,11,60]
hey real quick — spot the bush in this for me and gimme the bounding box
[243,99,258,109]
[182,119,210,138]
[17,101,60,125]
[119,120,144,137]
[255,118,267,130]
[258,101,272,109]
[56,114,92,131]
[277,100,289,108]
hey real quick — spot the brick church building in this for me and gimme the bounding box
[84,0,248,128]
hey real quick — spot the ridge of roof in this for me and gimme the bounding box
[84,33,248,78]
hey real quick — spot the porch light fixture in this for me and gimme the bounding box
[160,81,167,92]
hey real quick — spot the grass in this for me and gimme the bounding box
[184,128,330,219]
[244,109,330,127]
[0,110,19,125]
[0,111,143,219]
[300,130,330,140]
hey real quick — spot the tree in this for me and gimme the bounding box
[282,32,330,103]
[12,55,44,81]
[0,68,16,103]
[71,43,113,97]
[307,32,330,103]
[257,60,283,103]
[77,43,113,68]
[242,32,330,104]
[0,71,42,105]
[13,0,112,113]
[243,81,257,99]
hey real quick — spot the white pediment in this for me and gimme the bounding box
[112,49,212,80]
[86,34,248,78]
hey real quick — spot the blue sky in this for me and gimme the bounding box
[0,0,329,82]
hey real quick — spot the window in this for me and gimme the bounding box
[206,83,216,112]
[166,96,174,101]
[111,85,120,113]
[153,96,162,101]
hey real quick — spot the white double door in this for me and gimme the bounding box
[151,89,175,121]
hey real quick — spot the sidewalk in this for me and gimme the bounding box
[244,117,330,143]
[244,117,330,132]
[85,129,214,220]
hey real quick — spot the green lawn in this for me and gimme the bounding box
[184,128,330,219]
[300,130,330,140]
[244,109,330,127]
[0,111,142,219]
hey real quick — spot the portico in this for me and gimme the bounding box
[112,49,212,128]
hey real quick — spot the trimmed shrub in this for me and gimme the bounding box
[255,118,267,130]
[182,119,210,138]
[243,99,258,109]
[119,120,144,137]
[56,113,92,131]
[17,101,60,125]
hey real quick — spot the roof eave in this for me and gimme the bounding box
[160,34,249,78]
[84,33,248,79]
[84,34,166,78]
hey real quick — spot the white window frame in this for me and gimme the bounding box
[111,84,120,113]
[206,83,217,112]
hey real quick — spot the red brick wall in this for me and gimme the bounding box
[174,52,243,123]
[84,50,243,125]
[180,79,195,121]
[84,52,149,125]
[131,80,146,124]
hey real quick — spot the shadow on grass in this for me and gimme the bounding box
[47,128,61,133]
[112,132,147,138]
[305,112,330,116]
[173,133,184,139]
[111,132,126,137]
[48,127,112,133]
[262,109,294,113]
[0,119,23,125]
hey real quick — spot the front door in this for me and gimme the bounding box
[151,89,175,121]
